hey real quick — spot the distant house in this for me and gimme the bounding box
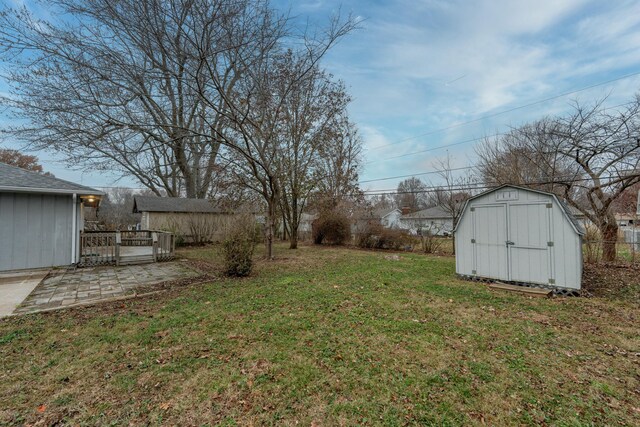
[0,162,103,271]
[132,196,231,243]
[379,208,402,228]
[615,213,635,227]
[352,207,402,232]
[400,206,453,236]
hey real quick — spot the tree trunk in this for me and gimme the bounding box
[265,199,276,260]
[451,232,456,255]
[289,217,298,249]
[600,221,619,262]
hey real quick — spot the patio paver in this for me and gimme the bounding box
[14,262,200,315]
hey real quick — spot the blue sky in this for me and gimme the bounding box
[2,0,640,192]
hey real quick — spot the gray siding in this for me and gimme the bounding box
[455,186,582,289]
[0,192,73,271]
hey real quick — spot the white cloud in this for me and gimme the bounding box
[314,0,640,186]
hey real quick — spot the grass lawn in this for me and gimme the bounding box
[0,244,638,426]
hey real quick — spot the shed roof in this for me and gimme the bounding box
[401,206,452,220]
[454,185,585,235]
[133,196,222,213]
[0,162,103,195]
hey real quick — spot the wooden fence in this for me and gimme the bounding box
[79,230,175,266]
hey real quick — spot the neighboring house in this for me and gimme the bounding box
[351,207,402,235]
[0,162,103,271]
[379,208,402,228]
[132,196,231,243]
[297,212,317,240]
[274,212,317,240]
[615,213,635,227]
[400,206,453,236]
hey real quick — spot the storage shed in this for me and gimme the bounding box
[454,185,584,290]
[0,162,103,272]
[132,196,231,243]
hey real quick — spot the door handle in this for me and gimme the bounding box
[506,240,515,246]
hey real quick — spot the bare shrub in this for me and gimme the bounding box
[583,225,602,264]
[357,222,413,250]
[420,228,444,254]
[356,221,383,248]
[312,211,351,245]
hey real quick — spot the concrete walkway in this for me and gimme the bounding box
[13,262,200,315]
[0,270,49,317]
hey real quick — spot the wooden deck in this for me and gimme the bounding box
[79,230,175,267]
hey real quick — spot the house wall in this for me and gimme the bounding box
[146,212,235,243]
[381,210,402,228]
[0,192,74,271]
[400,218,453,236]
[455,187,582,290]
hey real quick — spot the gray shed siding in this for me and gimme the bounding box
[455,187,582,290]
[0,193,75,271]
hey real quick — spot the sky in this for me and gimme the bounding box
[2,0,640,193]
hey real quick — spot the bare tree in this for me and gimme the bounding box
[188,11,358,259]
[0,0,248,198]
[394,177,429,212]
[276,60,354,249]
[477,97,640,261]
[311,117,363,211]
[430,154,475,254]
[97,187,140,229]
[477,120,582,197]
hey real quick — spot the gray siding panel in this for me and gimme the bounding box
[455,186,582,289]
[0,193,73,271]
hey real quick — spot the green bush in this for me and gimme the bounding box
[222,236,255,277]
[312,211,351,245]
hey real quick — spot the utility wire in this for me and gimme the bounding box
[358,172,639,197]
[359,166,476,184]
[364,101,637,165]
[366,71,640,152]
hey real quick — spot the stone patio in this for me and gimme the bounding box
[14,262,200,315]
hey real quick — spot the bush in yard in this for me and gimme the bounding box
[583,224,602,264]
[357,222,413,250]
[419,228,444,254]
[312,210,351,245]
[377,228,413,250]
[222,216,257,277]
[222,238,255,276]
[356,221,383,248]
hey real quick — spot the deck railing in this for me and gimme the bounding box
[79,230,175,266]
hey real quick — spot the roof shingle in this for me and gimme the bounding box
[133,196,222,213]
[401,206,452,220]
[0,162,103,195]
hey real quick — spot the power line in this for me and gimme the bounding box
[366,71,640,152]
[359,166,476,184]
[364,133,502,165]
[364,101,637,166]
[358,173,639,197]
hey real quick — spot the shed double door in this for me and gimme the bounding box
[473,202,551,284]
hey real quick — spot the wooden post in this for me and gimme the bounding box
[152,232,158,262]
[115,231,121,266]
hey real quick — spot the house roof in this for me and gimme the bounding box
[401,206,452,220]
[454,185,585,235]
[0,162,103,195]
[132,196,222,213]
[373,208,400,219]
